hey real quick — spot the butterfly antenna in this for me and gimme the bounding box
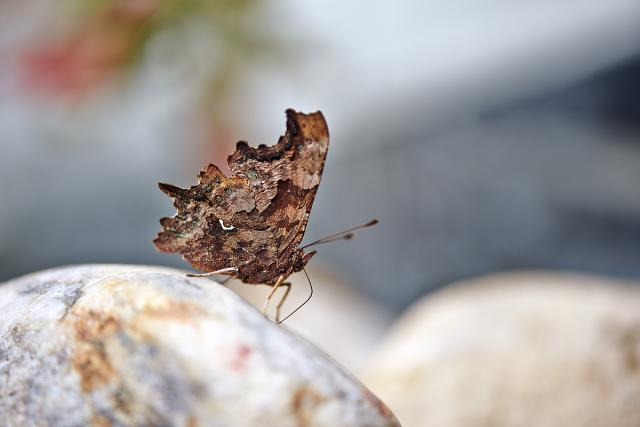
[278,268,314,324]
[301,219,378,249]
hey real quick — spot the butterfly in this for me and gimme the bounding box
[154,109,376,322]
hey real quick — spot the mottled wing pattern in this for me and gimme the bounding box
[154,110,329,285]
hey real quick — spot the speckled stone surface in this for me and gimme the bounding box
[0,264,398,427]
[363,272,640,427]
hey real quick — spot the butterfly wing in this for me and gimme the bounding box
[154,109,329,284]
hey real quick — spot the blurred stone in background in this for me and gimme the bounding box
[363,272,640,427]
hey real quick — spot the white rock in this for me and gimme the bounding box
[363,272,640,427]
[0,264,398,427]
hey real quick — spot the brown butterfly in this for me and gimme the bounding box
[154,109,376,322]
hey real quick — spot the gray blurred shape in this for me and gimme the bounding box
[309,59,640,309]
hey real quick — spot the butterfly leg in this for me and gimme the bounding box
[262,274,285,318]
[275,282,292,323]
[187,267,238,278]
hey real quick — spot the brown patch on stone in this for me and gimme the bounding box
[98,278,129,292]
[187,416,198,427]
[91,414,112,427]
[113,387,133,416]
[618,326,640,374]
[362,387,394,418]
[143,300,208,322]
[602,319,640,375]
[71,310,121,392]
[291,386,325,426]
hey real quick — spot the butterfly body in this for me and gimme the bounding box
[154,110,328,286]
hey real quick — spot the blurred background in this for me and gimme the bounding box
[2,0,640,305]
[2,0,640,425]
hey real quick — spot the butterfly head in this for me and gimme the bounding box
[289,248,317,275]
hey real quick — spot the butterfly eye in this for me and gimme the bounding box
[214,195,223,203]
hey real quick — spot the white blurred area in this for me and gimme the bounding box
[1,0,640,312]
[245,0,640,153]
[3,0,640,148]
